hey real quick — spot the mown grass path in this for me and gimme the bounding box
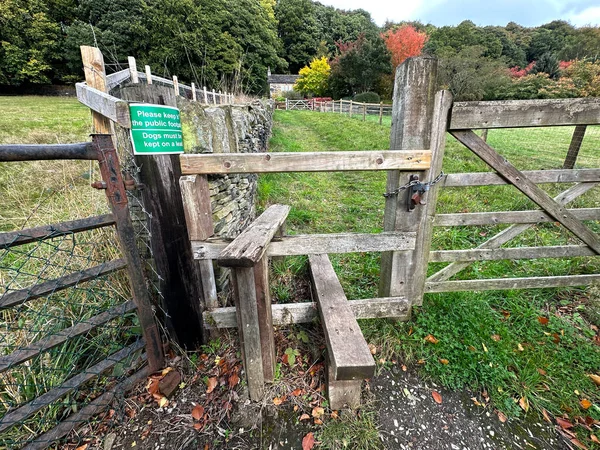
[264,110,600,447]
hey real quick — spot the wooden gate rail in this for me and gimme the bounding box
[442,168,600,187]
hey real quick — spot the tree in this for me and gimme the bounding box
[275,0,320,73]
[381,24,428,68]
[294,56,330,96]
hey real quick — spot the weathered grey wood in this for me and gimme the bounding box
[451,130,600,254]
[434,207,600,226]
[231,267,264,400]
[428,182,597,282]
[380,56,438,298]
[76,82,131,128]
[327,363,362,410]
[180,150,431,175]
[145,65,152,84]
[191,82,197,101]
[426,274,600,293]
[23,365,149,450]
[430,245,595,263]
[193,232,416,259]
[0,300,136,374]
[309,254,375,381]
[179,175,214,241]
[197,259,218,309]
[0,214,114,249]
[173,75,179,96]
[254,257,275,381]
[105,68,131,90]
[449,98,600,129]
[218,204,290,267]
[0,259,126,309]
[0,340,145,435]
[127,56,139,83]
[563,125,587,169]
[442,168,600,187]
[408,90,453,306]
[203,297,410,329]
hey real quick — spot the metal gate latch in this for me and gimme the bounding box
[408,175,429,211]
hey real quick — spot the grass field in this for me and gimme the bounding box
[263,110,600,447]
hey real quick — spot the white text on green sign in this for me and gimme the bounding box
[129,104,184,155]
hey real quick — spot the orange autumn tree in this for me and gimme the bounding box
[382,25,428,67]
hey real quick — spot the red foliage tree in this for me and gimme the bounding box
[381,25,428,68]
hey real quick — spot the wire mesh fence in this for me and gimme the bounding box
[0,214,145,448]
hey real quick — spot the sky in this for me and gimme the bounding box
[317,0,600,27]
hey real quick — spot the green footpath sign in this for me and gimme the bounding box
[129,103,184,155]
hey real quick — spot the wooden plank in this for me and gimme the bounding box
[0,340,145,435]
[380,56,438,299]
[428,182,598,283]
[179,175,214,241]
[75,83,131,129]
[449,97,600,129]
[327,362,361,410]
[231,267,264,400]
[451,130,600,254]
[105,68,131,90]
[429,245,595,263]
[218,204,290,267]
[0,258,126,309]
[180,150,431,175]
[434,207,600,226]
[0,300,136,374]
[309,254,375,381]
[443,168,600,187]
[563,125,586,169]
[192,232,416,259]
[426,274,600,293]
[128,56,139,83]
[407,90,453,307]
[254,257,275,381]
[80,46,112,134]
[0,214,114,249]
[145,65,152,85]
[22,365,150,450]
[203,297,410,329]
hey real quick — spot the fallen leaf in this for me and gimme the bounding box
[75,445,88,450]
[471,397,482,407]
[206,377,218,394]
[591,434,600,444]
[501,310,511,319]
[193,423,204,431]
[192,405,204,421]
[439,359,449,365]
[569,438,588,450]
[408,327,414,336]
[542,409,552,423]
[299,413,311,421]
[161,367,173,376]
[588,374,600,386]
[368,344,377,355]
[147,379,159,395]
[556,417,574,429]
[552,333,560,344]
[538,316,549,325]
[425,334,439,344]
[314,418,323,425]
[519,396,529,413]
[228,373,240,388]
[401,365,407,371]
[580,399,592,410]
[291,388,303,397]
[302,432,315,450]
[273,397,285,406]
[537,368,547,376]
[497,411,507,423]
[432,391,442,404]
[468,345,477,352]
[517,343,524,351]
[491,334,501,341]
[131,442,136,447]
[331,411,339,419]
[417,359,426,364]
[158,397,168,408]
[312,407,324,418]
[482,342,488,352]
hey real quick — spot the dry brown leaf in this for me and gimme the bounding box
[580,399,592,410]
[468,345,477,352]
[228,373,240,388]
[299,413,311,421]
[417,359,426,364]
[314,418,323,425]
[302,432,315,450]
[408,327,414,336]
[439,359,449,365]
[432,391,442,404]
[424,334,439,344]
[312,407,324,418]
[204,443,209,450]
[206,377,218,394]
[556,417,574,429]
[542,409,552,423]
[552,333,560,344]
[401,365,407,372]
[491,334,501,341]
[368,344,377,355]
[519,396,529,413]
[569,438,588,450]
[590,434,600,444]
[588,374,600,386]
[192,405,204,421]
[294,405,299,412]
[273,396,285,406]
[537,368,547,376]
[193,422,204,431]
[75,445,88,450]
[331,411,339,419]
[147,379,159,395]
[497,411,507,423]
[291,388,303,397]
[538,316,549,325]
[161,367,173,376]
[517,343,524,352]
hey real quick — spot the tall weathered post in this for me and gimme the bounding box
[379,56,439,304]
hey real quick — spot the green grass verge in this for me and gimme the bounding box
[263,110,600,447]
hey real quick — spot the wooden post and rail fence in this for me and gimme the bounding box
[283,98,392,124]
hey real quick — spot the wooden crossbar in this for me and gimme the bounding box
[442,168,600,188]
[309,254,375,381]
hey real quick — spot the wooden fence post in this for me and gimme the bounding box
[173,76,179,97]
[363,103,366,121]
[145,65,152,85]
[127,56,139,84]
[286,98,289,110]
[349,100,353,118]
[203,86,208,103]
[340,100,343,115]
[212,89,217,105]
[379,56,438,303]
[379,102,383,125]
[191,82,197,101]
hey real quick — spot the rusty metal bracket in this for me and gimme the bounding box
[92,134,128,205]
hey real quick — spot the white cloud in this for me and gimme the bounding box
[316,0,424,25]
[566,6,600,26]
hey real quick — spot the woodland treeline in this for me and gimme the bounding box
[2,0,600,100]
